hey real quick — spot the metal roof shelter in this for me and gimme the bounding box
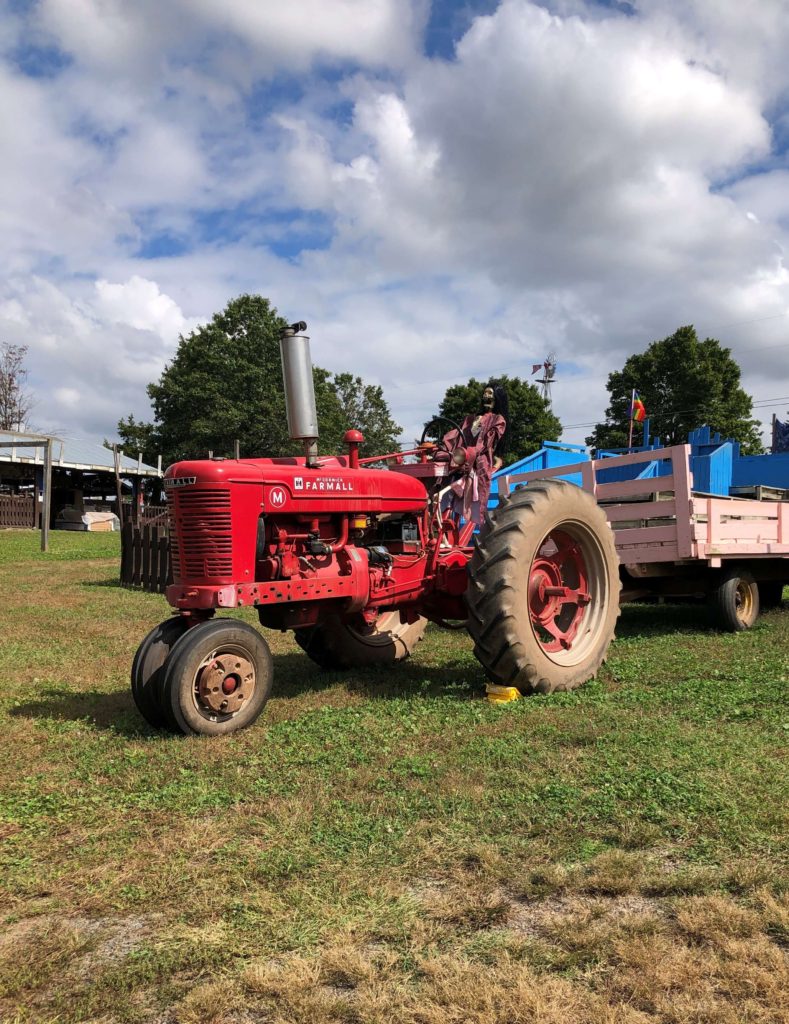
[0,430,161,476]
[0,430,161,549]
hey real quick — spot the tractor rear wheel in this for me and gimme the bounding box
[162,619,273,736]
[294,610,427,670]
[711,567,760,631]
[467,479,621,694]
[131,616,189,729]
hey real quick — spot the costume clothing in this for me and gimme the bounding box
[442,411,506,523]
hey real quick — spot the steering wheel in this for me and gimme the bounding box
[419,416,466,460]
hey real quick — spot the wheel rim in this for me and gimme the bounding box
[528,523,609,666]
[734,581,754,624]
[192,645,256,721]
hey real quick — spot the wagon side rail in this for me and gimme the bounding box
[498,443,789,565]
[498,445,695,563]
[692,496,789,561]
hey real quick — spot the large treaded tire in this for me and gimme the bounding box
[711,566,760,631]
[466,479,621,694]
[294,611,427,670]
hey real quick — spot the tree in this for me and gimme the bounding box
[331,373,402,458]
[114,414,159,465]
[431,375,561,463]
[586,326,762,453]
[115,295,401,466]
[0,342,34,430]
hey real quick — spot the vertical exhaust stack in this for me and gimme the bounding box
[279,321,320,468]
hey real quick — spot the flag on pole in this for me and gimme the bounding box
[630,390,646,423]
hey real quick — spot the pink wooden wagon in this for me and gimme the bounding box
[498,444,789,630]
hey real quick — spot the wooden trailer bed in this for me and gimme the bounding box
[497,444,789,568]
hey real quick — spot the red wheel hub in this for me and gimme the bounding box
[196,653,255,715]
[221,674,241,695]
[529,530,591,652]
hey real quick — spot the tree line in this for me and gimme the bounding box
[116,295,562,468]
[4,295,761,466]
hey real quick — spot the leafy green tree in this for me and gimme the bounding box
[115,295,401,467]
[587,326,762,453]
[431,375,561,463]
[113,414,158,465]
[331,373,402,458]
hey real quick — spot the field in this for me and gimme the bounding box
[0,530,787,1024]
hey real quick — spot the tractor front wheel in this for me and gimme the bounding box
[162,619,273,736]
[467,479,621,694]
[295,610,427,670]
[131,616,190,729]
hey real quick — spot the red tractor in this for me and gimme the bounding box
[131,323,620,735]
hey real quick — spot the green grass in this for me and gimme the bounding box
[0,529,787,1023]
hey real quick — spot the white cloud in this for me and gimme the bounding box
[0,275,201,437]
[93,276,200,341]
[54,387,81,408]
[186,0,426,72]
[640,0,789,102]
[35,0,425,78]
[1,0,788,449]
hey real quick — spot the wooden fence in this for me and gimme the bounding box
[136,504,168,526]
[0,494,36,529]
[120,521,172,593]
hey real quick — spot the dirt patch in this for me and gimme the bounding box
[506,892,665,938]
[1,911,161,970]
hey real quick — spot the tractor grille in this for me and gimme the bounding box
[168,489,233,579]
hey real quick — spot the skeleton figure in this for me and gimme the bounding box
[442,383,509,524]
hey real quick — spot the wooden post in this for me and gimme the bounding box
[112,444,125,529]
[157,529,169,593]
[132,526,142,586]
[142,524,151,589]
[234,439,240,460]
[41,438,52,552]
[120,520,132,585]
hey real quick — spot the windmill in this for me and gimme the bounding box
[532,352,557,408]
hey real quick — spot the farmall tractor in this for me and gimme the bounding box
[131,323,620,736]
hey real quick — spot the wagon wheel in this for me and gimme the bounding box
[710,567,760,631]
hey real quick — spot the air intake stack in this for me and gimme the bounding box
[279,321,319,468]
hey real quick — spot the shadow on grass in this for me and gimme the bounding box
[9,652,481,736]
[616,601,717,640]
[9,688,152,738]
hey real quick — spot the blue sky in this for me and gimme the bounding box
[1,0,788,448]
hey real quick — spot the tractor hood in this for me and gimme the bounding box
[163,456,428,514]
